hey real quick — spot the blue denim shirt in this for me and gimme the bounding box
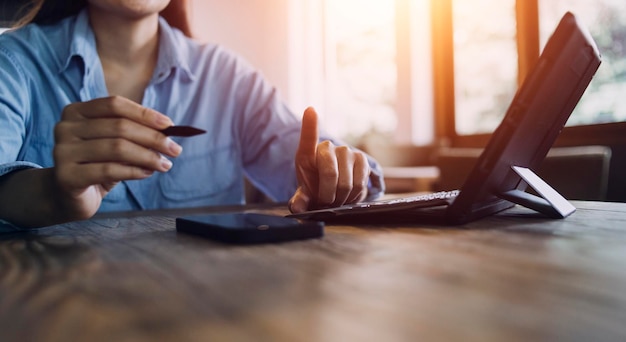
[0,10,384,231]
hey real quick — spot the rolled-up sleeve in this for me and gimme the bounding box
[0,161,42,177]
[0,46,42,177]
[0,42,43,232]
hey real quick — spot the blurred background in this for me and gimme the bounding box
[182,0,626,143]
[185,0,625,201]
[1,0,625,201]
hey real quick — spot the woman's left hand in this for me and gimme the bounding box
[288,107,370,213]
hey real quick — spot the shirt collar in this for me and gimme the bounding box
[153,16,195,83]
[59,9,195,82]
[59,9,97,75]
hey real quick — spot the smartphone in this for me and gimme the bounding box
[175,213,324,244]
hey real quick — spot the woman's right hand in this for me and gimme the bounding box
[52,96,182,220]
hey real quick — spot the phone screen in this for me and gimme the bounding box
[176,213,324,244]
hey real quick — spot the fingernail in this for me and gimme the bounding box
[167,138,183,155]
[161,155,173,171]
[158,115,174,127]
[290,198,307,213]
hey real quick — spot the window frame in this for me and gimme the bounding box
[431,0,626,149]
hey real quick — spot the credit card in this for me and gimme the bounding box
[160,125,206,137]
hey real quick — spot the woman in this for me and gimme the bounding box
[0,0,384,229]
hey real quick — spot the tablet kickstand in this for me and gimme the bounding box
[498,166,576,218]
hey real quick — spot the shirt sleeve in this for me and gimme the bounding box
[0,45,39,174]
[0,161,42,177]
[0,41,45,230]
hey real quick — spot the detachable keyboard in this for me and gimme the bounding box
[288,190,460,219]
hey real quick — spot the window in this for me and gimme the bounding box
[452,0,518,135]
[321,0,433,146]
[322,0,397,144]
[539,0,626,127]
[431,0,626,148]
[318,0,626,145]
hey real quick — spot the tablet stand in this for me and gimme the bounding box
[498,166,576,218]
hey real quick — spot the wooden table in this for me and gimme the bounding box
[1,201,626,342]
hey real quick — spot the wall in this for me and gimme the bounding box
[188,0,326,119]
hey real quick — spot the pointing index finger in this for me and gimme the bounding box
[297,107,319,159]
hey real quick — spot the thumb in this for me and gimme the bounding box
[288,186,312,213]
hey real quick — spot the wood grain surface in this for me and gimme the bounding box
[1,202,626,342]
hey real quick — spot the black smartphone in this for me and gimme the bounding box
[175,213,324,244]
